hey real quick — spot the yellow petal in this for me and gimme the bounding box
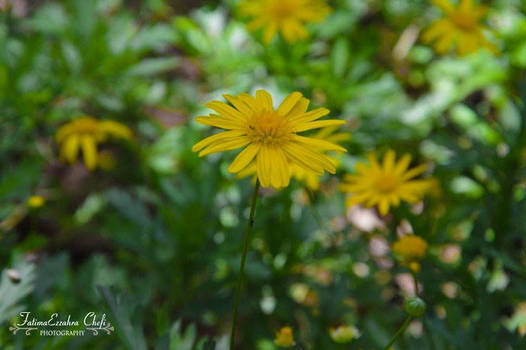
[237,93,259,111]
[366,153,381,172]
[277,92,303,116]
[293,119,346,133]
[195,115,245,130]
[263,22,278,43]
[382,150,396,173]
[459,0,473,12]
[206,101,246,121]
[284,143,336,173]
[56,124,75,143]
[228,143,261,173]
[378,198,391,216]
[435,29,456,54]
[285,97,310,118]
[401,164,428,180]
[62,135,80,163]
[269,148,290,188]
[98,121,133,140]
[292,134,347,152]
[223,94,254,116]
[255,90,274,110]
[432,0,455,14]
[288,107,330,124]
[81,135,98,170]
[256,145,272,187]
[394,154,412,175]
[198,137,250,157]
[192,130,246,152]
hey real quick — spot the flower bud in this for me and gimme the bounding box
[405,297,426,317]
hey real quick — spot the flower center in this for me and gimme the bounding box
[247,110,292,145]
[269,0,300,20]
[450,12,478,31]
[376,174,399,193]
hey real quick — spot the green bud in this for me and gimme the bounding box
[405,297,426,317]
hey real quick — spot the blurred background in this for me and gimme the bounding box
[1,0,526,349]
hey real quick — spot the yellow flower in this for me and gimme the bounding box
[341,150,434,215]
[192,90,346,189]
[423,0,498,56]
[56,116,132,170]
[239,0,330,43]
[274,326,295,347]
[27,195,45,208]
[392,235,428,262]
[329,325,360,344]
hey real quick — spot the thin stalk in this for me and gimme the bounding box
[410,269,419,296]
[423,318,438,350]
[229,180,261,350]
[382,316,413,350]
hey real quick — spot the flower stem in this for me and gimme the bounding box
[229,180,261,350]
[382,316,413,350]
[410,270,419,296]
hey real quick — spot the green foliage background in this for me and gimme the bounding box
[1,0,526,349]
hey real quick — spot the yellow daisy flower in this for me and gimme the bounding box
[27,195,45,208]
[56,116,132,170]
[274,326,295,347]
[329,324,360,344]
[392,234,428,272]
[423,0,498,56]
[341,150,433,216]
[239,0,330,43]
[192,90,346,189]
[392,235,428,261]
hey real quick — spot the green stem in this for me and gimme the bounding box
[229,180,261,350]
[382,316,413,350]
[423,318,437,350]
[410,270,419,296]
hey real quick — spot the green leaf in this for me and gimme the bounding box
[126,57,180,77]
[0,260,36,324]
[331,38,349,78]
[98,286,148,350]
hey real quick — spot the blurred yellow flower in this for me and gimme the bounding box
[392,234,428,269]
[239,0,330,43]
[27,195,45,208]
[290,283,319,307]
[274,326,295,347]
[56,116,132,170]
[341,150,434,215]
[192,90,346,189]
[329,324,360,343]
[423,0,498,56]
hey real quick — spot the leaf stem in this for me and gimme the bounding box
[382,316,413,350]
[229,180,261,350]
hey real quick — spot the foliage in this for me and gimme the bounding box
[1,0,526,349]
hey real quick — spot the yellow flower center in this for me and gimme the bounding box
[247,110,292,145]
[450,12,478,31]
[269,0,300,20]
[376,174,399,193]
